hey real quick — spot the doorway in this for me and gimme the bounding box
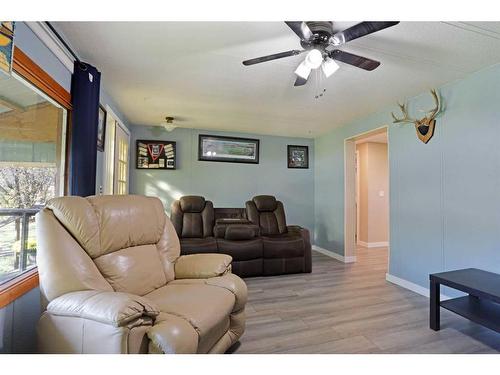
[344,126,389,262]
[114,122,130,195]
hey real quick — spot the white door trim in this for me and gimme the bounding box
[113,118,130,195]
[102,106,131,195]
[344,125,390,263]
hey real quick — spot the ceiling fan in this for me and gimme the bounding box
[242,21,399,86]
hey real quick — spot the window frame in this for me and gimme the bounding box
[0,46,72,308]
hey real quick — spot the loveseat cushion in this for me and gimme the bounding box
[214,224,259,240]
[171,198,215,238]
[146,283,234,353]
[262,234,305,259]
[217,238,263,261]
[179,237,217,254]
[246,197,287,236]
[179,196,206,213]
[252,195,278,211]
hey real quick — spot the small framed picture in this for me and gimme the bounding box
[97,105,106,152]
[287,145,309,169]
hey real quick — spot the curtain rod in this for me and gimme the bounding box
[45,21,82,65]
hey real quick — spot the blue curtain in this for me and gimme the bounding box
[69,61,101,196]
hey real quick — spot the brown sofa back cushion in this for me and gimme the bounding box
[170,196,214,238]
[245,195,287,236]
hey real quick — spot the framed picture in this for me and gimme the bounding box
[97,105,106,151]
[287,145,309,169]
[198,134,259,164]
[136,140,176,170]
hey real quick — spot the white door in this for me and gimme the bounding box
[113,122,130,195]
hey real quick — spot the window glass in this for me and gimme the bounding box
[0,72,67,284]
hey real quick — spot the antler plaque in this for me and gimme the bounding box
[391,89,441,144]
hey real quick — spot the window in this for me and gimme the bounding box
[0,70,68,286]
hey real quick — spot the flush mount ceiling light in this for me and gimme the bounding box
[161,116,177,132]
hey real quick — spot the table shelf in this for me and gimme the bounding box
[440,295,500,333]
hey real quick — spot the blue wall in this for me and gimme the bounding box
[129,126,315,230]
[315,62,500,291]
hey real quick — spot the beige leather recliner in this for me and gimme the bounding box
[35,195,247,354]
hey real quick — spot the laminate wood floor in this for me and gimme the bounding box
[233,247,500,354]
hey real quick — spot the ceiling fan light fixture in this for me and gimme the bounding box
[304,49,323,69]
[294,61,311,80]
[322,58,339,78]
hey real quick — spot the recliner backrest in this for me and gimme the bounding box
[170,196,215,238]
[245,195,287,236]
[37,195,181,302]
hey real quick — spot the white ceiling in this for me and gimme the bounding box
[54,21,500,138]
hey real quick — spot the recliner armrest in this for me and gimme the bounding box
[47,290,160,327]
[175,253,232,279]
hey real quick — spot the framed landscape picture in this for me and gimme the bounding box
[97,105,106,151]
[287,145,309,169]
[136,140,176,169]
[198,134,259,164]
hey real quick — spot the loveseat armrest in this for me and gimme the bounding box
[47,290,160,327]
[287,225,312,273]
[286,225,306,234]
[215,224,260,240]
[175,253,232,279]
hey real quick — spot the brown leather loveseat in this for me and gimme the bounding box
[172,195,311,277]
[36,195,247,354]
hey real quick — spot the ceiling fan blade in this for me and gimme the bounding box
[329,50,380,71]
[294,76,308,86]
[331,21,399,45]
[285,21,313,40]
[242,50,304,66]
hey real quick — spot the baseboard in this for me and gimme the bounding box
[312,245,357,263]
[357,240,389,248]
[385,273,451,300]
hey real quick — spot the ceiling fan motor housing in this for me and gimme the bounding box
[300,21,334,50]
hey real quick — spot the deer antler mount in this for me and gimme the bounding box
[392,89,441,144]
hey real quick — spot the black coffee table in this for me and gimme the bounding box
[429,268,500,333]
